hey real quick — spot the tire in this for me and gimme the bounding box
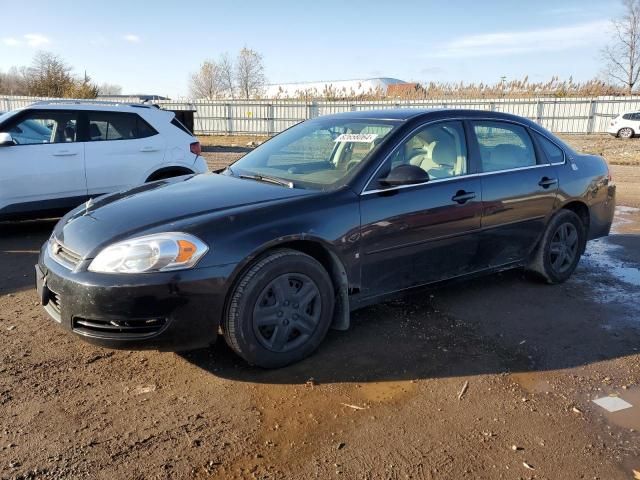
[527,209,586,284]
[618,127,634,139]
[223,249,335,368]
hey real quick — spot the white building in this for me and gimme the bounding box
[263,77,406,99]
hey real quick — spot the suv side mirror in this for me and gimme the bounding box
[379,164,429,187]
[0,132,15,146]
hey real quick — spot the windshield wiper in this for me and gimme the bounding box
[238,174,294,188]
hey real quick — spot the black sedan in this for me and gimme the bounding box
[36,109,616,368]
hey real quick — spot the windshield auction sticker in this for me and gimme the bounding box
[334,133,378,143]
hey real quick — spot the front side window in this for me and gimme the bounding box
[7,111,77,145]
[472,121,537,172]
[228,118,399,190]
[384,121,468,181]
[88,112,157,141]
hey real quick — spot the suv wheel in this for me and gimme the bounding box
[223,249,335,368]
[527,210,586,284]
[618,127,634,139]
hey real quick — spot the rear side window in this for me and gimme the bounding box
[535,133,564,164]
[87,112,157,141]
[472,121,537,172]
[171,117,192,135]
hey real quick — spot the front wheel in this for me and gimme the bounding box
[526,210,586,284]
[223,249,335,368]
[618,127,635,139]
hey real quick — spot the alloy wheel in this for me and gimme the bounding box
[549,222,579,274]
[619,127,634,138]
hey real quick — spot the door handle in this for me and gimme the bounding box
[140,146,159,152]
[53,150,78,156]
[538,177,558,188]
[451,190,476,204]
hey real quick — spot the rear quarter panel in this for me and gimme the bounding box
[555,153,615,239]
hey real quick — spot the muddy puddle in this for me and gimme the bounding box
[573,206,640,324]
[591,386,640,431]
[510,372,552,394]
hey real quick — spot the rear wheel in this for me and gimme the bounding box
[527,210,586,284]
[618,127,634,139]
[223,249,334,368]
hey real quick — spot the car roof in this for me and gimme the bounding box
[21,101,166,114]
[318,108,442,121]
[317,108,540,127]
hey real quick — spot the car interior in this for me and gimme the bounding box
[389,123,467,180]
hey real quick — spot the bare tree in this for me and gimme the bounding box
[603,0,640,94]
[219,53,236,99]
[189,60,224,99]
[235,47,265,99]
[66,71,99,98]
[25,51,75,97]
[0,67,28,95]
[98,83,123,96]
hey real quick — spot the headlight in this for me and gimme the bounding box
[88,233,208,274]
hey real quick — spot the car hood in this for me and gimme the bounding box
[54,173,314,257]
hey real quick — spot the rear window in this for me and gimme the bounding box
[87,112,157,141]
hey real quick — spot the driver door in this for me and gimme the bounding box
[0,109,86,216]
[359,120,483,298]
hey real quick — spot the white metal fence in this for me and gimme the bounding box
[3,95,640,135]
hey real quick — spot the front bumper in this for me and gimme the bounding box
[36,245,236,351]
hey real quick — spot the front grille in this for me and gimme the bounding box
[72,317,167,339]
[49,238,82,269]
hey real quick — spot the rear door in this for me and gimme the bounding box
[83,111,165,196]
[359,120,483,297]
[0,109,86,215]
[470,120,559,268]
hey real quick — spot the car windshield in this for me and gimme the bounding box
[226,118,400,190]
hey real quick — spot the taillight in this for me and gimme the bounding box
[190,141,201,156]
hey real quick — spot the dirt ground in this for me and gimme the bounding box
[2,142,640,479]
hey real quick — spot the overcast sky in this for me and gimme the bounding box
[0,0,623,98]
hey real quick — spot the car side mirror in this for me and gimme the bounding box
[0,132,15,146]
[379,164,429,187]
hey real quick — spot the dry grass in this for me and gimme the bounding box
[559,134,640,166]
[198,134,269,148]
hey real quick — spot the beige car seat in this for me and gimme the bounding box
[408,130,458,178]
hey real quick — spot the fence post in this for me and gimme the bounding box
[536,100,543,125]
[226,103,232,135]
[268,104,274,136]
[586,100,597,134]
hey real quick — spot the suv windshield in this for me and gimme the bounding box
[227,118,400,190]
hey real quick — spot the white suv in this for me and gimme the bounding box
[607,111,640,138]
[0,101,208,220]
